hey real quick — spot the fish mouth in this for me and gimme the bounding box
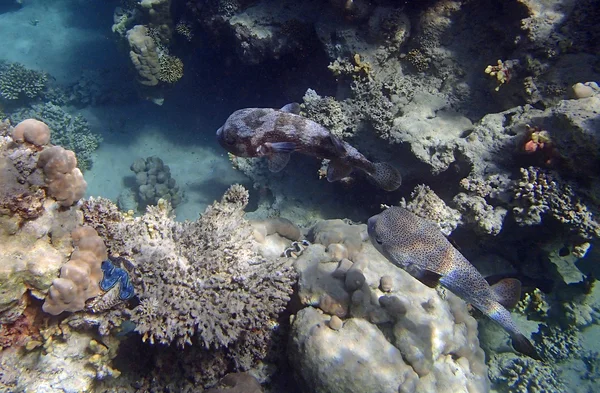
[216,126,223,137]
[367,215,378,241]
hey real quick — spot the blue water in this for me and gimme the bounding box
[1,1,599,392]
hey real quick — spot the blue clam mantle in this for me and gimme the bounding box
[100,259,135,300]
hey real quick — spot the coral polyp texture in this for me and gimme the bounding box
[82,185,296,350]
[37,146,87,207]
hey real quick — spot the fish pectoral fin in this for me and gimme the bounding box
[512,333,543,361]
[280,103,301,114]
[491,278,522,309]
[267,153,291,172]
[411,268,442,289]
[326,158,353,182]
[268,142,296,153]
[329,134,347,156]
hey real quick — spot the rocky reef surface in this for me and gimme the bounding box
[1,0,600,392]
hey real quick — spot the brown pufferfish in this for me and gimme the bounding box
[216,103,402,191]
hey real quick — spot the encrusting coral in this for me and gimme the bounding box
[42,226,107,315]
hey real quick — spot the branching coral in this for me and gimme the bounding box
[0,62,47,101]
[512,167,600,240]
[400,184,461,236]
[157,54,184,83]
[488,353,564,393]
[83,185,296,352]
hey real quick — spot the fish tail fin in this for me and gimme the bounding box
[369,162,402,191]
[491,278,522,309]
[512,333,544,361]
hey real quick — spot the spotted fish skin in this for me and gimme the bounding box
[216,105,402,191]
[368,207,542,360]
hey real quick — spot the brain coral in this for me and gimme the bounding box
[84,185,296,350]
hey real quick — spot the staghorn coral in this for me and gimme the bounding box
[0,62,47,101]
[84,185,296,351]
[42,226,107,315]
[157,54,184,83]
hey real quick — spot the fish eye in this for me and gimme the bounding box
[375,237,383,245]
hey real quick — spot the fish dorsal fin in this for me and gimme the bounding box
[280,103,301,114]
[326,158,353,182]
[491,278,522,309]
[267,153,290,172]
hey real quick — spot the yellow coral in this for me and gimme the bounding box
[158,54,184,83]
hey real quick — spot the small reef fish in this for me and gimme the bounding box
[367,207,542,360]
[216,103,402,191]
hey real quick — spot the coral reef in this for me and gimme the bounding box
[157,54,184,83]
[82,185,296,354]
[0,62,47,101]
[37,146,87,207]
[10,103,102,171]
[127,25,161,87]
[488,353,565,393]
[130,155,183,209]
[42,226,106,315]
[11,118,50,147]
[289,218,489,393]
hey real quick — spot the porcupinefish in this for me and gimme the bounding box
[216,103,402,191]
[368,207,542,360]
